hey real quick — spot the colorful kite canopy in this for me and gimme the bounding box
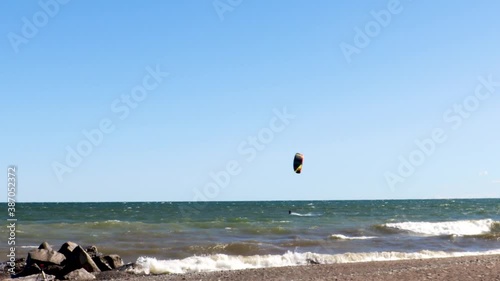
[293,153,304,174]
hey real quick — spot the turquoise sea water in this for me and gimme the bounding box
[2,199,499,274]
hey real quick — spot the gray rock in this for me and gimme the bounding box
[91,257,112,271]
[64,268,96,280]
[1,257,25,274]
[114,262,149,275]
[27,249,66,266]
[68,246,101,273]
[43,264,65,276]
[306,258,320,265]
[58,241,79,259]
[85,246,101,258]
[21,245,59,276]
[103,255,124,269]
[12,263,41,278]
[116,262,139,272]
[92,254,124,271]
[38,242,52,251]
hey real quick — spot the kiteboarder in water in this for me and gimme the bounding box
[290,153,303,215]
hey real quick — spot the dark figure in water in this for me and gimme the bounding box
[288,210,291,214]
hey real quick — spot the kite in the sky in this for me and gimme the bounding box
[293,153,304,174]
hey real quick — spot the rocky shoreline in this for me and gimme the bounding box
[1,241,131,280]
[2,242,499,281]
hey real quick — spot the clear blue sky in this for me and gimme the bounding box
[1,0,499,202]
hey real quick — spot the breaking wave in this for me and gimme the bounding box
[381,219,497,236]
[130,249,500,275]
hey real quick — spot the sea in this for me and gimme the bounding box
[2,199,499,274]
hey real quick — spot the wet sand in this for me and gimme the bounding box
[94,254,500,281]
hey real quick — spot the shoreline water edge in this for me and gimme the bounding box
[2,251,499,280]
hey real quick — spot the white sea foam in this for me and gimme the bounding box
[86,219,123,225]
[290,212,322,217]
[330,234,377,240]
[384,219,496,236]
[20,245,38,249]
[105,219,123,223]
[131,249,500,275]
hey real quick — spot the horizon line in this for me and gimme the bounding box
[13,197,500,204]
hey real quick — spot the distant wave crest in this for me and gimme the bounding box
[330,234,377,240]
[290,212,322,217]
[381,219,497,236]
